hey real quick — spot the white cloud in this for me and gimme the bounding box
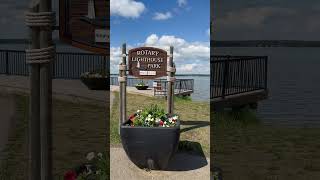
[178,0,187,7]
[206,28,210,36]
[110,0,145,18]
[153,12,172,20]
[111,34,209,74]
[145,34,159,45]
[177,64,197,72]
[176,63,210,74]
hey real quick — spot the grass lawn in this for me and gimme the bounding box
[0,93,108,180]
[110,92,210,156]
[212,109,320,180]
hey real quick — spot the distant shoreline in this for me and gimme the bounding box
[3,39,320,47]
[110,74,210,77]
[212,40,320,47]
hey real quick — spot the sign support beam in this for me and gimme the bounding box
[119,43,127,134]
[39,0,52,179]
[29,4,41,180]
[167,46,174,115]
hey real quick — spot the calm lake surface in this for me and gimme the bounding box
[214,47,320,126]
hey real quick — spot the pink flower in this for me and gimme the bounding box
[159,120,164,126]
[64,170,77,180]
[129,114,135,122]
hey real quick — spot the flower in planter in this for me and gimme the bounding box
[80,69,108,78]
[64,170,77,180]
[136,81,147,86]
[64,152,108,180]
[128,104,179,127]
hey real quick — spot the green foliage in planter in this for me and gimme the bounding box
[129,104,178,127]
[135,81,147,86]
[81,69,108,78]
[65,152,108,180]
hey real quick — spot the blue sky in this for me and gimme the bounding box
[110,0,210,74]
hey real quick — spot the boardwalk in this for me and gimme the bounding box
[111,85,193,97]
[110,77,194,97]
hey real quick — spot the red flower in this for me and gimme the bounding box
[159,120,164,126]
[129,114,135,122]
[64,170,77,180]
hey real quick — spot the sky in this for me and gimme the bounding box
[2,0,320,72]
[110,0,210,74]
[213,0,320,40]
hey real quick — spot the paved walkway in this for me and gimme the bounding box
[111,85,154,97]
[0,75,111,106]
[0,94,15,158]
[110,147,210,180]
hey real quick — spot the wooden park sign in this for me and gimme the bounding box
[59,0,109,55]
[118,44,176,133]
[128,47,167,79]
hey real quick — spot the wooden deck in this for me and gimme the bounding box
[211,89,268,111]
[110,86,193,97]
[155,89,194,96]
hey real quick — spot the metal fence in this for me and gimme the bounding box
[0,49,108,79]
[211,56,268,99]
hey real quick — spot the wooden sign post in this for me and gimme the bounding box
[26,0,55,179]
[118,44,175,130]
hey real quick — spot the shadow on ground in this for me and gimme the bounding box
[165,141,208,171]
[180,120,210,133]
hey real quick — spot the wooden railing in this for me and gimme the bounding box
[211,56,268,99]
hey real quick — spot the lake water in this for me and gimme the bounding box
[214,47,320,126]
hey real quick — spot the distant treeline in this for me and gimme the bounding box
[0,39,65,44]
[212,40,320,47]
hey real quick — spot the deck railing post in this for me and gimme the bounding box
[264,56,268,90]
[222,58,229,98]
[5,51,9,75]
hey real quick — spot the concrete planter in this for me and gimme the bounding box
[120,120,180,170]
[135,85,149,90]
[80,77,109,90]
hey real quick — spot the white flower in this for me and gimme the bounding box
[173,116,178,120]
[148,114,152,118]
[164,121,167,124]
[86,152,95,161]
[137,110,142,113]
[150,118,154,122]
[85,164,93,174]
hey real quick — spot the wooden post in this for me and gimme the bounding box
[167,46,174,115]
[39,0,52,179]
[28,4,41,180]
[119,43,127,133]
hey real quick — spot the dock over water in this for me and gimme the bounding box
[211,56,269,110]
[110,77,194,97]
